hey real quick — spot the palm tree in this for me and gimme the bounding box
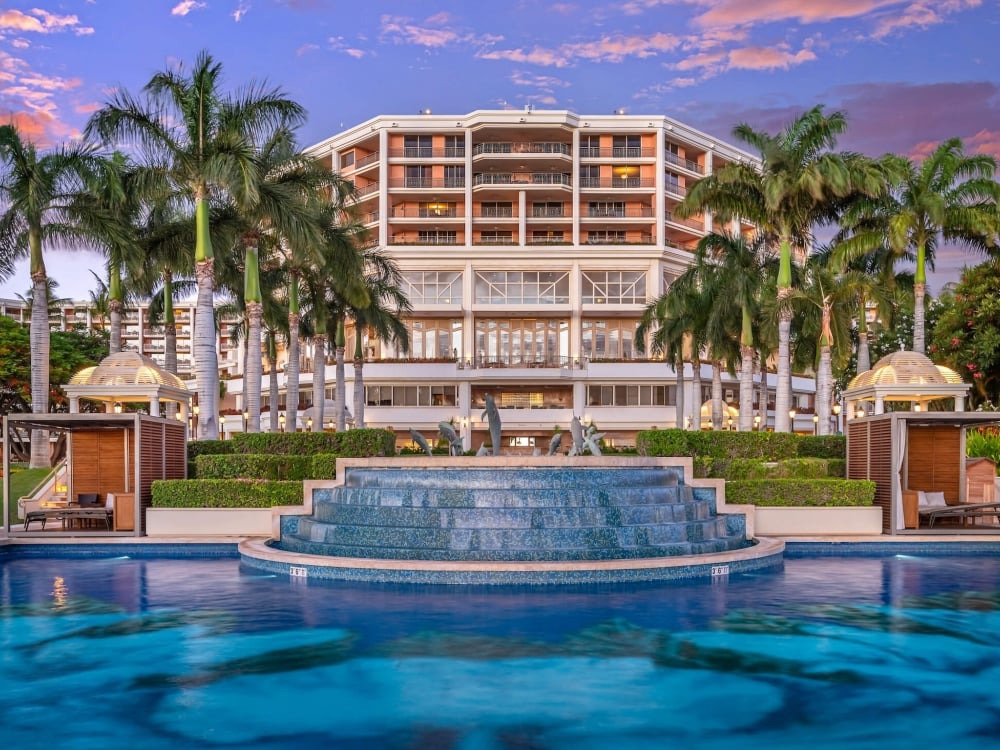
[693,232,775,431]
[86,50,305,440]
[679,107,888,431]
[0,124,103,467]
[835,139,998,354]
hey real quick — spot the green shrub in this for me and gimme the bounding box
[230,428,395,457]
[311,454,338,479]
[195,454,315,480]
[796,435,846,459]
[637,429,799,461]
[725,479,875,506]
[187,439,235,462]
[151,479,304,508]
[966,426,1000,467]
[715,457,846,480]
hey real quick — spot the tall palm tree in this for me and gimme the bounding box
[0,124,103,467]
[679,107,887,431]
[86,50,305,440]
[835,140,998,354]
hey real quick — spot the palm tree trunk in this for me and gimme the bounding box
[711,360,723,431]
[268,334,280,433]
[163,273,177,374]
[856,297,870,373]
[818,344,832,436]
[194,259,219,440]
[286,313,300,432]
[29,271,50,469]
[691,358,703,430]
[758,363,768,430]
[108,300,123,354]
[335,344,346,432]
[245,301,263,432]
[312,334,326,432]
[775,298,792,432]
[353,331,365,429]
[739,346,754,431]
[674,358,685,429]
[913,282,926,354]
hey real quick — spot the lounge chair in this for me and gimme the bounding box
[23,508,65,530]
[916,490,1000,528]
[61,493,113,530]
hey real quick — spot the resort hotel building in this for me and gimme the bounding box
[0,109,818,449]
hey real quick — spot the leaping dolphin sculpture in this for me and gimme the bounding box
[480,394,501,456]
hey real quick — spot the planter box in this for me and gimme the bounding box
[146,508,275,536]
[754,506,883,536]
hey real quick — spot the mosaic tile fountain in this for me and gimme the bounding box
[275,463,748,563]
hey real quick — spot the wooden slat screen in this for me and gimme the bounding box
[907,425,961,504]
[868,419,893,531]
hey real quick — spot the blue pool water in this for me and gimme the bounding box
[2,547,1000,749]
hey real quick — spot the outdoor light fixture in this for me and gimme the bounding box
[856,407,866,419]
[307,417,314,431]
[832,404,841,416]
[914,403,922,412]
[788,408,797,420]
[278,413,286,432]
[753,414,761,430]
[813,413,820,435]
[113,402,122,414]
[727,417,734,431]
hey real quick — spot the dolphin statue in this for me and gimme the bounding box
[583,424,605,456]
[438,421,463,456]
[569,416,585,456]
[547,431,563,456]
[480,393,502,456]
[408,428,433,456]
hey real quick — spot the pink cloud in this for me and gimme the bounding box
[871,0,982,39]
[0,8,93,35]
[689,0,904,27]
[479,31,681,67]
[727,45,817,70]
[171,1,207,17]
[74,102,100,114]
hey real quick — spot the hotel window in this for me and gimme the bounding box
[612,165,640,188]
[587,384,673,406]
[475,319,570,365]
[419,201,456,217]
[395,319,462,360]
[531,230,565,244]
[444,135,465,158]
[340,151,355,170]
[579,164,601,188]
[588,201,625,218]
[581,319,640,359]
[580,135,601,158]
[403,135,432,158]
[444,165,465,188]
[612,135,641,158]
[665,171,683,194]
[480,201,513,218]
[365,384,457,407]
[400,271,462,304]
[417,230,457,245]
[474,271,570,304]
[581,271,646,304]
[532,202,563,217]
[405,165,431,188]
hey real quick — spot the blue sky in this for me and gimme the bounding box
[1,0,998,300]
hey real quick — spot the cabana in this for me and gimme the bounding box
[844,351,1000,533]
[2,352,191,537]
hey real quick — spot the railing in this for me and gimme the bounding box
[585,207,654,218]
[354,151,380,169]
[390,147,466,159]
[391,207,460,218]
[474,236,518,245]
[352,182,380,198]
[472,173,572,186]
[473,354,577,369]
[579,147,655,158]
[390,178,466,189]
[664,210,703,230]
[584,233,654,245]
[665,181,687,196]
[664,151,703,173]
[527,236,570,245]
[579,178,654,189]
[531,207,566,217]
[390,235,460,246]
[472,142,571,156]
[475,207,516,218]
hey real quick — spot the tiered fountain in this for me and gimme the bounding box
[239,456,783,584]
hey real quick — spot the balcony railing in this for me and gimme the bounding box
[390,147,466,159]
[664,151,703,174]
[472,142,571,156]
[390,178,466,189]
[363,210,380,224]
[531,206,565,217]
[664,210,703,230]
[527,236,570,245]
[390,235,460,246]
[584,233,654,245]
[579,178,654,189]
[665,181,687,197]
[585,207,654,218]
[352,182,379,198]
[391,207,460,218]
[474,236,518,246]
[578,147,655,158]
[475,206,516,218]
[472,173,572,186]
[473,354,576,369]
[353,151,380,169]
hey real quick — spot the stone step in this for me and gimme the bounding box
[311,502,714,528]
[320,485,688,509]
[343,466,683,491]
[275,534,742,562]
[291,515,731,552]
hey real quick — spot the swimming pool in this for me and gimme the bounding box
[2,545,999,749]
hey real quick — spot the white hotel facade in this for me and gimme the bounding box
[295,109,817,450]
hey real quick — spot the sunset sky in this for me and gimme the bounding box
[1,0,998,300]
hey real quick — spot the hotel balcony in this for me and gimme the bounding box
[471,142,572,170]
[349,181,380,203]
[471,174,572,198]
[389,177,466,190]
[579,146,656,160]
[352,150,381,172]
[388,146,466,160]
[389,232,463,246]
[664,181,687,198]
[664,151,704,175]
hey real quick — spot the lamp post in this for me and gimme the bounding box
[832,403,841,434]
[242,410,249,433]
[788,408,797,433]
[278,413,286,433]
[812,413,819,435]
[753,414,761,431]
[727,416,734,431]
[220,414,227,439]
[192,404,199,440]
[307,417,313,432]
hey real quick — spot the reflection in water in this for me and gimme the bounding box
[0,553,998,749]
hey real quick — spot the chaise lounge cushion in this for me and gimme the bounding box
[918,491,947,508]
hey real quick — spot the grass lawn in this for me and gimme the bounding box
[6,466,51,522]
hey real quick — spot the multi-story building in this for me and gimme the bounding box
[292,109,816,450]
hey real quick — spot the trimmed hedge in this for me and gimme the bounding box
[187,428,395,461]
[194,453,340,480]
[637,429,800,461]
[795,435,846,459]
[725,479,875,507]
[717,457,846,480]
[151,479,304,508]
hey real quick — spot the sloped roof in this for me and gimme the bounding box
[848,351,963,390]
[69,351,186,389]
